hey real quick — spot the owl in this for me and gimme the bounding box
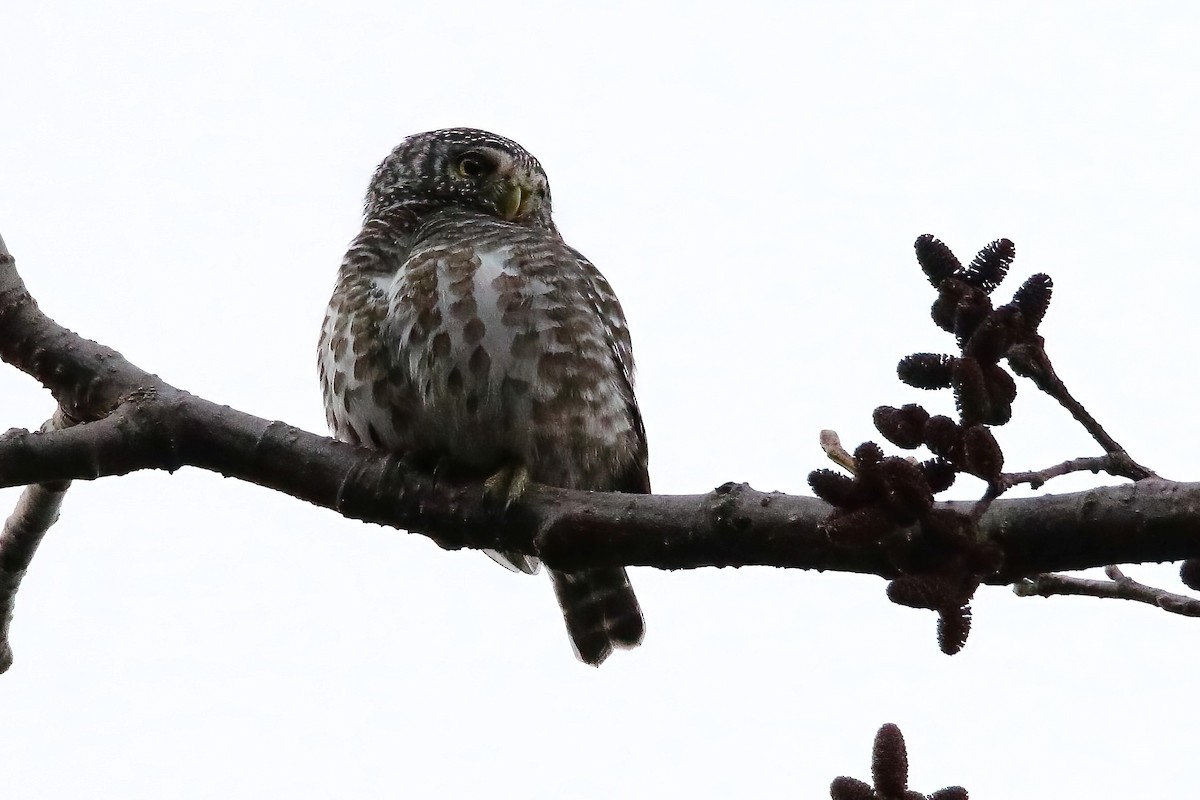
[318,128,648,665]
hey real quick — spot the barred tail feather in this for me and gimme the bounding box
[550,568,644,666]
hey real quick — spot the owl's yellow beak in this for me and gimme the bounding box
[498,182,527,221]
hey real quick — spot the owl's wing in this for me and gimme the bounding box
[319,214,423,452]
[567,246,651,495]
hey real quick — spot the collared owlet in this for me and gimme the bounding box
[318,128,648,665]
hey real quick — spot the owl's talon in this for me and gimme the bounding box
[483,464,531,510]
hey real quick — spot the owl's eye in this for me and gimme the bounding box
[456,154,488,179]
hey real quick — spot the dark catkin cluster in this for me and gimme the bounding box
[809,442,949,546]
[900,235,1052,433]
[810,236,1053,655]
[830,722,968,800]
[808,445,1000,655]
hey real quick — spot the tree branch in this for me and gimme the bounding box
[1014,566,1200,617]
[0,474,69,672]
[4,394,1200,577]
[4,235,1200,671]
[1001,455,1116,490]
[3,242,1200,577]
[1006,343,1155,480]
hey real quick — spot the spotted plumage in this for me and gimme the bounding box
[318,128,648,665]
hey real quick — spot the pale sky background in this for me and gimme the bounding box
[2,2,1198,797]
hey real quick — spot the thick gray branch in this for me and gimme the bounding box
[4,397,1200,577]
[4,235,1200,675]
[0,407,76,672]
[0,480,68,672]
[3,246,1200,578]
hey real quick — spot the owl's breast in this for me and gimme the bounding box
[387,239,639,487]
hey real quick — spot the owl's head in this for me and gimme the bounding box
[365,128,554,230]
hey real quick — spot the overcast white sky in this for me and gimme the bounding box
[2,2,1199,797]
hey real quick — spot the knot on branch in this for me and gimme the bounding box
[708,481,755,535]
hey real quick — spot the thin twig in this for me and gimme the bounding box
[1007,344,1156,480]
[1014,568,1200,617]
[968,426,1154,528]
[1002,455,1117,490]
[969,455,1141,524]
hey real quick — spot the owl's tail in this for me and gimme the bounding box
[550,568,644,666]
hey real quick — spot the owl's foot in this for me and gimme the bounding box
[483,464,532,510]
